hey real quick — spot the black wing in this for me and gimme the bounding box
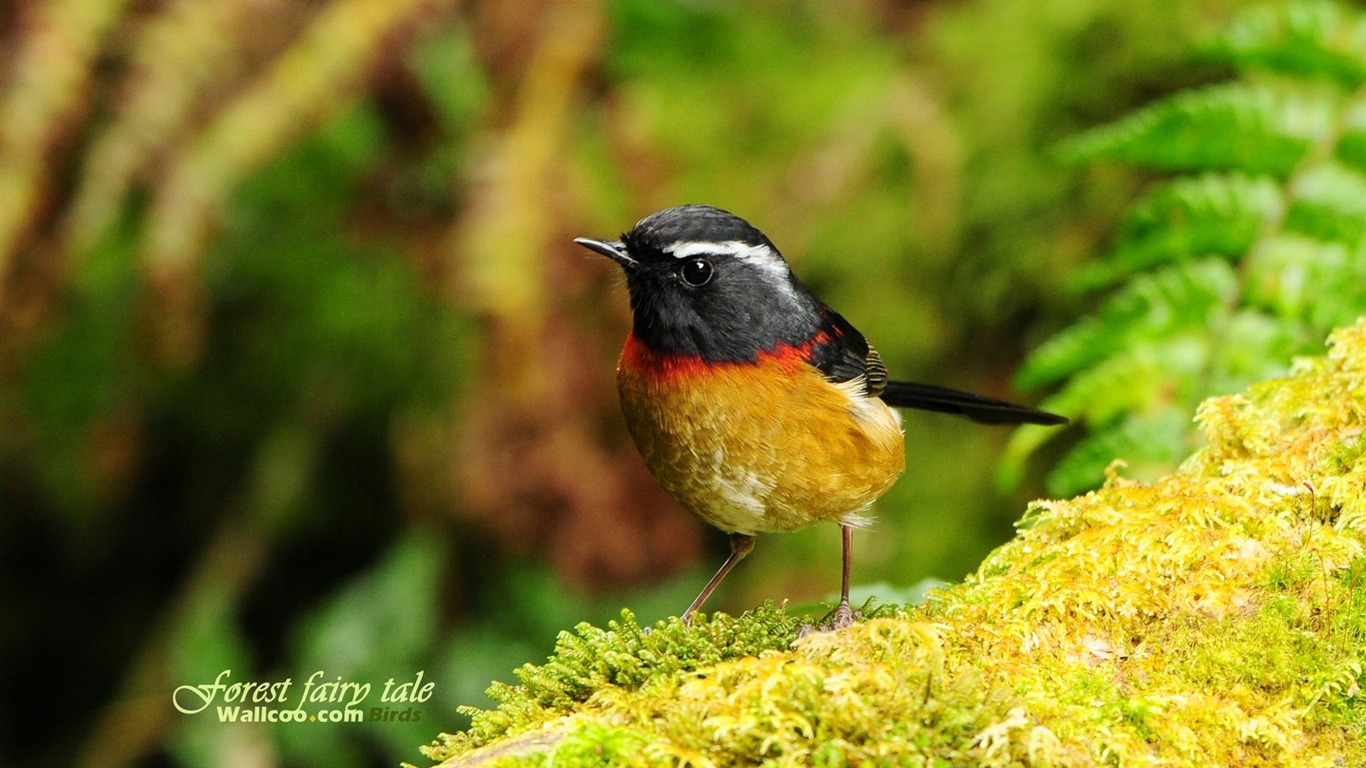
[810,308,1067,426]
[808,308,888,397]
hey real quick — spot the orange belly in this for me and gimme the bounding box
[616,335,905,534]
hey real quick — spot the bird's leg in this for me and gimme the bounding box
[681,533,755,626]
[828,524,858,629]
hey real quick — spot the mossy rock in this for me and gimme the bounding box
[424,320,1366,767]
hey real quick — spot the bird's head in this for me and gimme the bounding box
[575,205,822,362]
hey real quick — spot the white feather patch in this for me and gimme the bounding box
[704,447,776,532]
[834,377,904,449]
[840,508,877,530]
[666,240,787,274]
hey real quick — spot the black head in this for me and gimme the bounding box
[575,205,823,362]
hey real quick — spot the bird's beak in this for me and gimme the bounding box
[574,238,637,270]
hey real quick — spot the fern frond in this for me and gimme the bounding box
[1058,338,1210,426]
[999,342,1201,491]
[1210,0,1366,88]
[1045,409,1192,497]
[1204,307,1310,393]
[1018,259,1238,389]
[1244,234,1366,331]
[1285,162,1366,247]
[1060,83,1332,178]
[1302,254,1366,331]
[1072,174,1282,290]
[1015,1,1366,495]
[1333,101,1366,169]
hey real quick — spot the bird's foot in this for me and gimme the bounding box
[797,602,861,637]
[828,601,858,629]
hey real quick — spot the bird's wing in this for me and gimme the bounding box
[809,308,1068,426]
[807,307,888,398]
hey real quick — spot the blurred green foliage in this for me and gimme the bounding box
[0,0,1278,767]
[1006,0,1366,496]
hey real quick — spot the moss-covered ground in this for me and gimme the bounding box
[423,320,1366,767]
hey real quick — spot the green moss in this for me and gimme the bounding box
[425,321,1366,767]
[444,603,806,752]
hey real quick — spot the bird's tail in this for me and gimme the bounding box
[879,380,1067,426]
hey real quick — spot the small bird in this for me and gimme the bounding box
[576,205,1066,628]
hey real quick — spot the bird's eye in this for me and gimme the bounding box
[680,259,713,286]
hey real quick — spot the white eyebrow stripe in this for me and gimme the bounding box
[665,239,801,303]
[665,241,789,277]
[663,240,756,258]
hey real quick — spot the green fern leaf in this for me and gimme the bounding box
[1285,162,1366,247]
[1072,174,1282,290]
[1060,337,1209,425]
[1015,1,1366,496]
[1046,408,1192,498]
[1302,253,1366,331]
[1334,101,1366,169]
[997,341,1201,491]
[1061,83,1333,177]
[1204,307,1308,393]
[1018,259,1238,389]
[1246,234,1366,330]
[1210,0,1366,88]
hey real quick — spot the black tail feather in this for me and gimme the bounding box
[879,380,1068,426]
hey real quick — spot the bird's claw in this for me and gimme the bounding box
[828,602,858,629]
[797,602,861,637]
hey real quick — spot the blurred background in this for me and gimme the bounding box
[0,0,1252,765]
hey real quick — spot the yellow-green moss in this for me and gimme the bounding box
[425,320,1366,767]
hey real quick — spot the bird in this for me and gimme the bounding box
[575,204,1067,629]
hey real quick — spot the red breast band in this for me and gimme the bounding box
[620,331,829,383]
